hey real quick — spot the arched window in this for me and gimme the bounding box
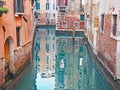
[62,21,67,28]
[73,21,79,28]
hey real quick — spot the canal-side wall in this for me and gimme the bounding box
[0,42,32,89]
[14,42,32,73]
[0,58,5,86]
[84,0,120,79]
[0,0,33,88]
[97,14,117,75]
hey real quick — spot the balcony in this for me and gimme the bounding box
[58,6,67,12]
[15,5,24,16]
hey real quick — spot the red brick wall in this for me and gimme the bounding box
[23,0,33,42]
[0,0,33,86]
[0,58,5,86]
[14,43,31,73]
[88,31,94,45]
[57,13,85,30]
[97,14,117,74]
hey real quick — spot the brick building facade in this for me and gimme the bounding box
[84,0,120,79]
[0,0,33,87]
[56,0,85,31]
[35,0,57,25]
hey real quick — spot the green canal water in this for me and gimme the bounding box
[12,26,118,90]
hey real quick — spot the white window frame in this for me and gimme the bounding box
[62,21,68,28]
[73,21,79,29]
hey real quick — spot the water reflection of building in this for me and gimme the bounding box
[55,37,105,90]
[55,38,84,90]
[38,30,56,72]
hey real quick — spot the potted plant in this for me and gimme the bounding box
[0,7,8,16]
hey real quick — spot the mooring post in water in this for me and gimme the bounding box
[72,27,76,41]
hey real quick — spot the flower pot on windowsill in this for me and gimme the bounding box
[0,7,9,16]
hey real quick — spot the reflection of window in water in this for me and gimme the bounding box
[62,21,67,28]
[46,35,50,40]
[46,53,49,69]
[46,66,49,69]
[46,55,49,63]
[53,36,55,40]
[47,30,49,34]
[46,43,49,52]
[53,13,55,17]
[60,59,64,69]
[53,43,55,51]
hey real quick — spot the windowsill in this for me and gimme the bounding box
[100,30,104,34]
[16,46,22,50]
[110,34,120,41]
[80,20,84,22]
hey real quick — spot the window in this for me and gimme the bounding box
[16,27,21,47]
[112,15,117,36]
[17,0,23,6]
[53,13,55,17]
[100,14,104,32]
[65,0,68,6]
[73,21,79,28]
[46,2,49,10]
[53,3,55,10]
[36,2,40,10]
[14,0,24,13]
[62,21,67,28]
[86,15,90,30]
[80,14,84,21]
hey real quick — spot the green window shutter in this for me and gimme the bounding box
[80,15,84,21]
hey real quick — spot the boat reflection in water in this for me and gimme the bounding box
[36,72,55,90]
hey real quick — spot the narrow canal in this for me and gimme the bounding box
[11,26,120,90]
